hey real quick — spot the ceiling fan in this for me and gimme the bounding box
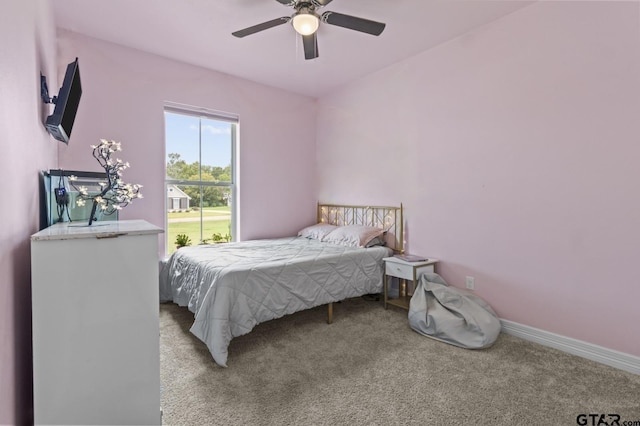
[232,0,386,60]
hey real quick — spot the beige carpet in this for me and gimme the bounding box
[160,298,640,426]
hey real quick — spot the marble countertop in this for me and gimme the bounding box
[31,220,163,241]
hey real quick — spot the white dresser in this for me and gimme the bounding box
[31,220,163,425]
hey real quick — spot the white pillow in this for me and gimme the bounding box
[322,225,385,248]
[297,223,338,240]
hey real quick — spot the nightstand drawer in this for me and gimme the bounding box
[385,261,435,281]
[383,257,438,311]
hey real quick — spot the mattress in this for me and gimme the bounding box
[160,236,392,366]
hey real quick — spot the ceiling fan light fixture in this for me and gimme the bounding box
[292,12,319,35]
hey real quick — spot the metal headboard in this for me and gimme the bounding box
[317,203,404,253]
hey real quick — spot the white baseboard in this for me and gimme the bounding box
[500,319,640,375]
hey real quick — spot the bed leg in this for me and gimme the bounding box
[327,303,333,324]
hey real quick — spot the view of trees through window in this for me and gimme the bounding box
[165,108,237,254]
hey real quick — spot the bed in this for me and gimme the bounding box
[160,203,404,367]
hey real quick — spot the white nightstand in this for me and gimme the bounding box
[383,256,439,310]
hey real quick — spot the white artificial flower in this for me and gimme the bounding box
[71,139,143,220]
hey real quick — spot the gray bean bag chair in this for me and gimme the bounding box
[408,273,500,349]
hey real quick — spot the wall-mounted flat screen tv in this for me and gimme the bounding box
[44,58,82,144]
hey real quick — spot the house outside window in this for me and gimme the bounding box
[167,184,191,211]
[164,103,238,253]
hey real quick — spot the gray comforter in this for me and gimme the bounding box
[408,273,500,349]
[161,237,392,366]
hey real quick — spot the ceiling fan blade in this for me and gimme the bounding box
[321,11,385,36]
[232,17,290,38]
[274,0,295,4]
[312,0,334,6]
[302,33,319,60]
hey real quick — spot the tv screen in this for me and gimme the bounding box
[45,58,82,144]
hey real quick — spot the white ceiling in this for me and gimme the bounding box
[52,0,533,98]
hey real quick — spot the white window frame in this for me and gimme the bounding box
[163,102,239,251]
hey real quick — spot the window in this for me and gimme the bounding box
[164,104,237,254]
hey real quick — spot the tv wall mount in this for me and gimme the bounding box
[40,74,57,105]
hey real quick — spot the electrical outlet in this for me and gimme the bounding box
[465,276,475,290]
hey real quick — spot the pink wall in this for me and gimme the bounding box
[2,3,636,422]
[317,2,640,357]
[0,1,58,423]
[56,30,318,253]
